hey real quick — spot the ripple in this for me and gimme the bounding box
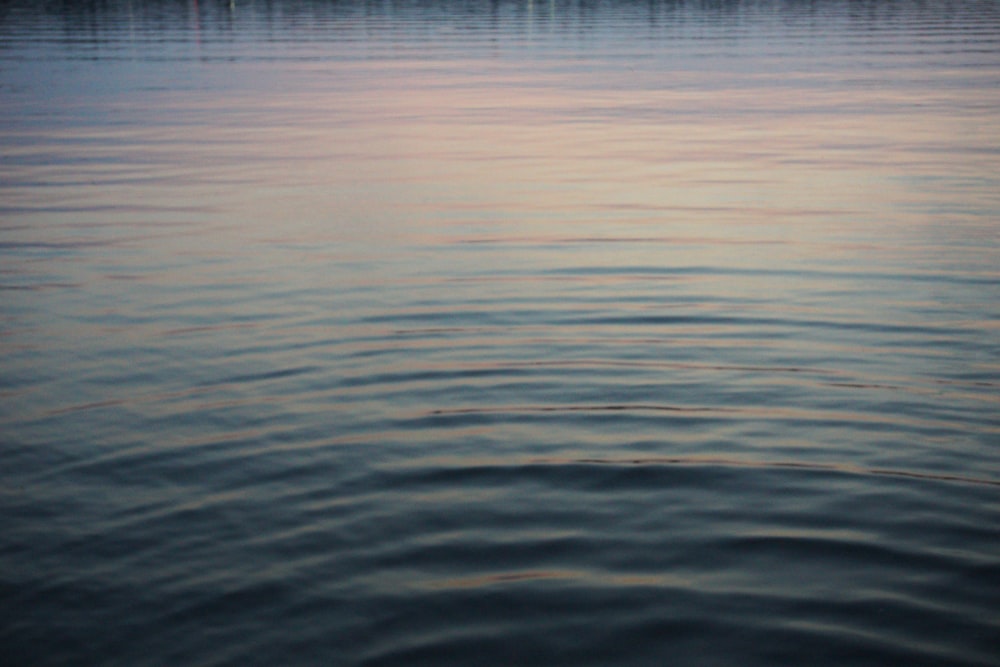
[2,1,999,666]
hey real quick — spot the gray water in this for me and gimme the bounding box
[2,1,999,665]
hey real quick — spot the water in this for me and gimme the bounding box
[1,0,999,664]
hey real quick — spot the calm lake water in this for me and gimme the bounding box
[2,0,999,665]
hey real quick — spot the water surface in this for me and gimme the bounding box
[2,1,999,665]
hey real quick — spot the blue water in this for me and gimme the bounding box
[2,1,999,665]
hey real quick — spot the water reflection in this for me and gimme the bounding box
[2,1,999,666]
[12,0,1000,40]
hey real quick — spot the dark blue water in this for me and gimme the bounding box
[2,1,999,665]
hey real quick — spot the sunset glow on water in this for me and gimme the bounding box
[2,1,999,665]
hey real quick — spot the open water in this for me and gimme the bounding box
[1,1,999,665]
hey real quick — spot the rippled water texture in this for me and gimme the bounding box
[2,1,999,665]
